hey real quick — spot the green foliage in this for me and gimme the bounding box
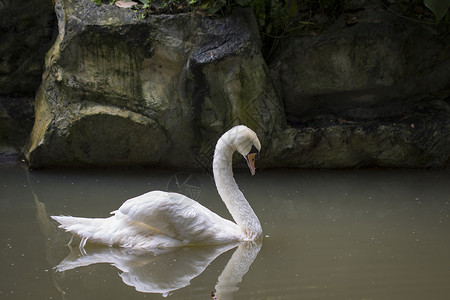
[250,0,344,59]
[101,0,450,24]
[93,0,118,5]
[394,0,450,23]
[424,0,450,22]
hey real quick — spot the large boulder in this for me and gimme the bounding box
[271,99,450,168]
[270,2,450,121]
[23,0,284,168]
[269,1,450,168]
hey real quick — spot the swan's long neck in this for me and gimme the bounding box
[213,137,262,240]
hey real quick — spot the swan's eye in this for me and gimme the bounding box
[249,144,259,159]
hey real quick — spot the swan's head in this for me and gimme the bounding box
[220,125,261,176]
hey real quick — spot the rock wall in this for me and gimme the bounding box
[10,0,450,168]
[0,0,56,153]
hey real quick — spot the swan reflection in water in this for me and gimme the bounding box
[54,240,262,298]
[31,126,264,298]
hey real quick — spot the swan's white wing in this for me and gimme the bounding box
[114,191,243,245]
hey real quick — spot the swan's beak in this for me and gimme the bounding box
[245,153,257,176]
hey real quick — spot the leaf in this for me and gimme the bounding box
[93,0,101,5]
[266,22,272,34]
[198,1,224,15]
[287,0,298,17]
[115,1,138,8]
[235,0,251,6]
[424,0,450,23]
[205,5,222,15]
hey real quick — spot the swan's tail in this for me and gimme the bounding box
[51,215,107,251]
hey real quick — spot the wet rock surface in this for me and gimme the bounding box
[3,0,449,168]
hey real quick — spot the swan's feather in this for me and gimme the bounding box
[115,191,243,244]
[52,191,244,250]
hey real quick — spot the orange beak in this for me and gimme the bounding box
[245,153,257,176]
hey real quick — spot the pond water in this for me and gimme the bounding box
[1,161,449,299]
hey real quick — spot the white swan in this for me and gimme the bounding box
[52,125,262,251]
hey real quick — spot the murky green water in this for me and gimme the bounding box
[1,161,449,299]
